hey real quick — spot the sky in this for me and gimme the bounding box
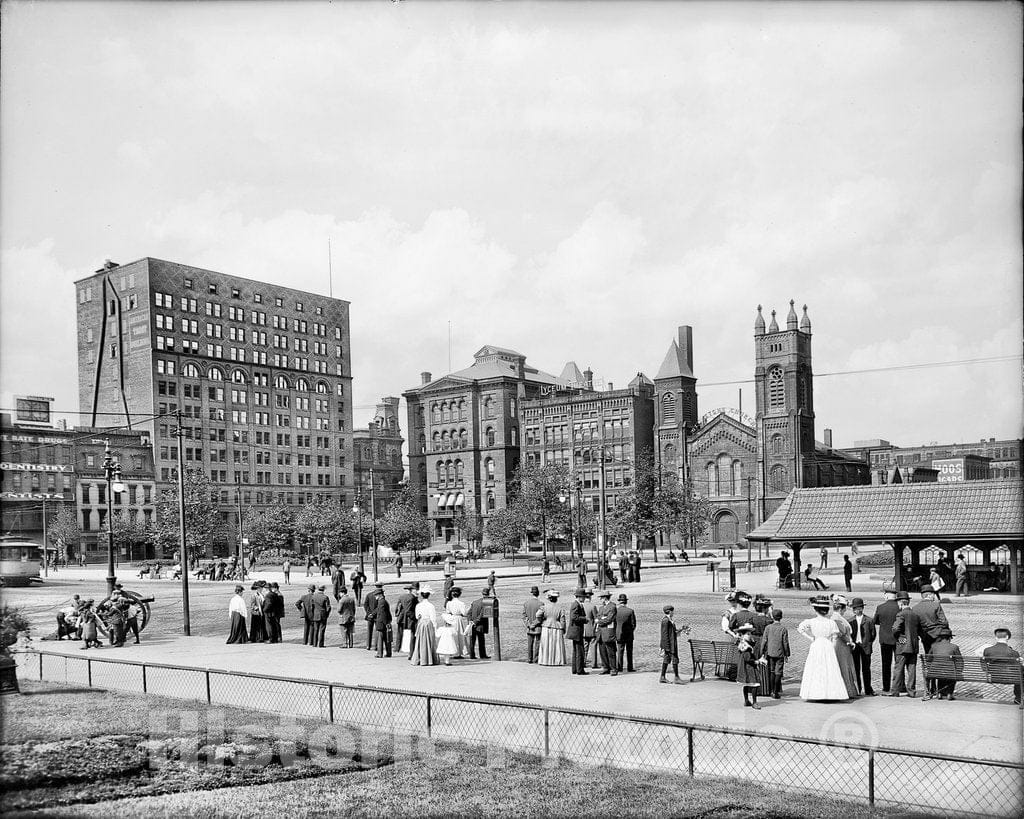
[1,1,1021,450]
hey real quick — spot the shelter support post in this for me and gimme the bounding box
[1010,544,1019,595]
[909,544,923,573]
[791,542,802,589]
[892,543,904,592]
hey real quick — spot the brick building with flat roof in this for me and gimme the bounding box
[75,258,354,555]
[353,397,405,518]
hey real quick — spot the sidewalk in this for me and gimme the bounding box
[25,629,1022,764]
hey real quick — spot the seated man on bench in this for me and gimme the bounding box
[983,627,1022,705]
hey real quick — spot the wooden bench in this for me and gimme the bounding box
[920,654,1024,708]
[688,638,737,681]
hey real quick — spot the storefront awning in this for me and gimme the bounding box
[436,493,449,508]
[445,493,457,508]
[454,493,465,507]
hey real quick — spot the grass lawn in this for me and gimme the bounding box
[1,680,916,818]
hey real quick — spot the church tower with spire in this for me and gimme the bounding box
[653,325,698,478]
[754,301,815,517]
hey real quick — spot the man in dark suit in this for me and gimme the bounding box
[310,584,332,647]
[926,629,963,700]
[522,586,543,664]
[468,587,492,659]
[364,582,383,650]
[913,586,949,656]
[889,591,920,697]
[983,627,1022,704]
[873,590,899,692]
[659,605,687,684]
[634,552,642,583]
[614,594,637,672]
[394,584,417,655]
[776,551,793,587]
[582,589,598,669]
[263,582,284,644]
[566,588,589,675]
[843,556,854,593]
[294,584,316,646]
[332,568,346,602]
[849,598,877,695]
[374,588,393,657]
[595,590,618,676]
[337,586,356,648]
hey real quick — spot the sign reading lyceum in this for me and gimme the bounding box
[0,462,75,473]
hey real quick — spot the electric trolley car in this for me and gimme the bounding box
[0,535,44,587]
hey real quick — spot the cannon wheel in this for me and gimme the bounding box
[95,589,153,637]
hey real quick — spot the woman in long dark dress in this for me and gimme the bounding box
[226,585,249,644]
[249,584,267,642]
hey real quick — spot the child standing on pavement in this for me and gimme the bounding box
[759,609,791,699]
[735,624,762,709]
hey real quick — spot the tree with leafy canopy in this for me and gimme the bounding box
[662,477,713,552]
[294,498,356,558]
[108,512,153,563]
[376,486,430,556]
[484,504,528,557]
[606,450,662,550]
[461,512,485,550]
[152,467,226,561]
[47,505,81,562]
[514,461,572,556]
[245,503,298,557]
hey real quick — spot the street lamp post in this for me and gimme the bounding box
[369,467,379,583]
[102,440,125,595]
[560,489,578,585]
[352,493,365,577]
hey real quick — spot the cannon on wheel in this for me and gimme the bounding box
[94,589,155,638]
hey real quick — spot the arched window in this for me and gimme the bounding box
[431,403,441,424]
[663,443,676,467]
[418,433,426,455]
[458,400,467,421]
[445,461,454,485]
[799,366,810,408]
[486,492,495,512]
[432,432,440,451]
[275,374,290,390]
[732,460,743,496]
[208,366,224,381]
[455,459,463,484]
[485,457,495,481]
[769,464,790,492]
[511,427,518,446]
[662,393,676,423]
[441,431,450,451]
[442,403,450,423]
[717,454,732,496]
[770,434,784,455]
[484,397,494,419]
[485,427,495,447]
[182,362,201,378]
[706,462,718,497]
[713,511,739,544]
[417,462,426,483]
[232,369,247,384]
[459,429,468,448]
[768,366,785,409]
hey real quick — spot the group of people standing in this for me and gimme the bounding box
[226,581,286,644]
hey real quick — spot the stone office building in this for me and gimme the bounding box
[404,346,571,545]
[75,258,354,554]
[353,397,405,517]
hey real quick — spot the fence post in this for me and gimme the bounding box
[142,664,147,694]
[328,684,334,723]
[205,670,212,704]
[426,695,432,739]
[687,727,694,777]
[492,596,502,661]
[38,651,43,681]
[867,748,875,805]
[87,658,92,688]
[543,708,550,757]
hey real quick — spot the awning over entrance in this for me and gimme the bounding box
[436,493,449,508]
[445,494,457,508]
[454,493,464,507]
[746,479,1023,593]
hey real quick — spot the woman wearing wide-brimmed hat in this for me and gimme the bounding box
[410,585,439,666]
[538,589,567,666]
[796,595,849,701]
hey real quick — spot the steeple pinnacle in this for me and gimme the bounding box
[786,299,799,330]
[800,304,812,333]
[754,304,765,336]
[768,309,779,333]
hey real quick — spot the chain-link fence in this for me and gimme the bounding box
[14,649,1023,817]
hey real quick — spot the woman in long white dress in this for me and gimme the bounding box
[437,587,468,665]
[538,590,567,666]
[797,598,850,701]
[410,586,439,666]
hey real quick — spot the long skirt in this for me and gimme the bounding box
[799,638,849,701]
[227,613,248,644]
[410,621,438,666]
[538,627,566,666]
[834,640,860,697]
[249,613,267,642]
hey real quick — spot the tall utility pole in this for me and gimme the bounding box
[42,500,48,577]
[598,444,607,590]
[369,467,379,582]
[236,483,245,570]
[175,411,191,636]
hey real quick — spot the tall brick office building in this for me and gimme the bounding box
[76,258,354,555]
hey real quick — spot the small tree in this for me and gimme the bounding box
[47,505,81,562]
[514,461,571,556]
[109,513,153,562]
[462,512,485,550]
[485,504,527,557]
[377,487,430,557]
[294,498,355,558]
[153,467,226,560]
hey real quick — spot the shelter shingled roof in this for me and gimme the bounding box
[747,479,1023,543]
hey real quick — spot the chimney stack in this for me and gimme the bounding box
[677,325,694,375]
[583,367,594,391]
[607,382,614,391]
[824,428,833,448]
[420,371,432,385]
